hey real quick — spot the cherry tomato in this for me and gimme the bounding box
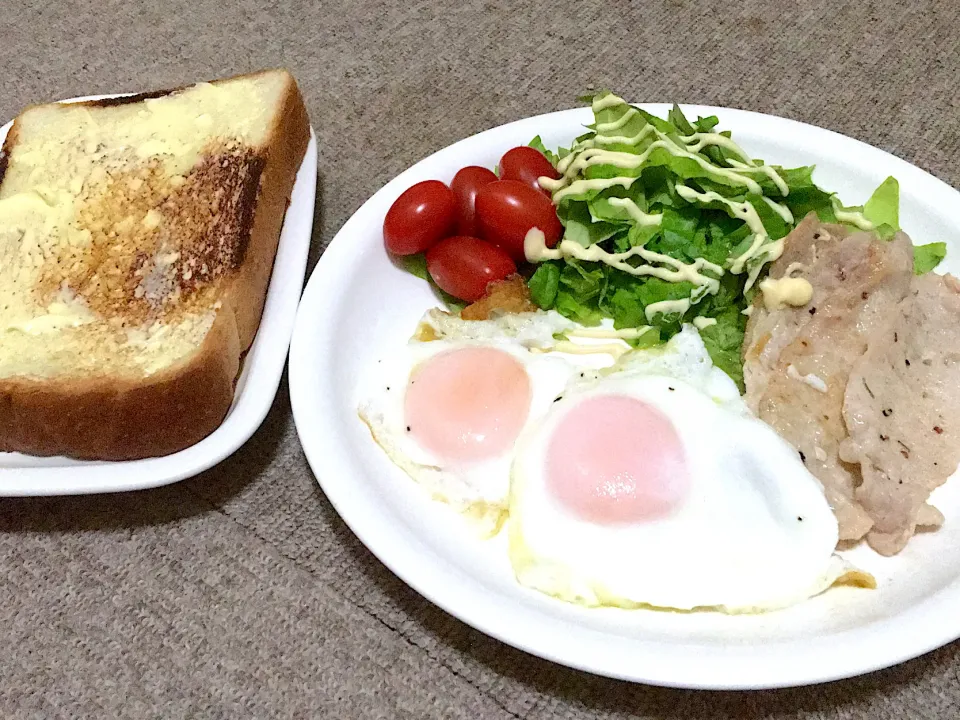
[425,236,517,302]
[383,180,457,255]
[475,180,563,262]
[451,166,498,236]
[498,146,560,194]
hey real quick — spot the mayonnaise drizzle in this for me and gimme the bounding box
[605,197,662,225]
[831,197,875,231]
[550,340,631,360]
[645,298,691,321]
[680,134,788,196]
[692,316,718,330]
[595,107,640,133]
[591,93,629,112]
[730,234,768,274]
[566,95,789,198]
[593,124,656,147]
[746,239,784,289]
[762,195,794,224]
[674,183,785,290]
[537,174,634,198]
[524,228,722,294]
[675,184,767,238]
[547,142,765,203]
[566,325,653,340]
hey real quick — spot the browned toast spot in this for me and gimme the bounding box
[36,140,265,323]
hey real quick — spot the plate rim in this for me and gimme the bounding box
[289,102,960,689]
[0,94,317,496]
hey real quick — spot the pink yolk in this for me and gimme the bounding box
[404,347,532,464]
[546,395,689,524]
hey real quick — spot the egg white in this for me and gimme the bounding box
[508,326,872,613]
[358,310,616,537]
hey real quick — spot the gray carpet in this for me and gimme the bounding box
[2,0,959,717]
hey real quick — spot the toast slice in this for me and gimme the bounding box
[0,69,310,460]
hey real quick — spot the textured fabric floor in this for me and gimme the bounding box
[2,0,959,717]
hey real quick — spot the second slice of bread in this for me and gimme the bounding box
[0,69,310,460]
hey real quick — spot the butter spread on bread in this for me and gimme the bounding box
[0,69,310,460]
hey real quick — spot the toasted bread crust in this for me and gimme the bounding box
[225,72,311,348]
[0,308,241,460]
[0,122,16,187]
[0,69,310,461]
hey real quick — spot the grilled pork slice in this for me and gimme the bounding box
[0,69,310,460]
[743,214,914,542]
[841,272,960,555]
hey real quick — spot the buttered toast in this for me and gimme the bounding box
[0,69,310,460]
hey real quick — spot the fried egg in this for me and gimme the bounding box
[508,326,872,612]
[358,310,617,537]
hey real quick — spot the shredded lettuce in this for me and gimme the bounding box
[526,99,776,378]
[697,308,748,390]
[914,242,947,275]
[401,254,466,312]
[528,262,561,308]
[523,94,944,389]
[863,176,900,239]
[528,135,559,168]
[401,253,430,281]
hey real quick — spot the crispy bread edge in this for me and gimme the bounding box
[0,69,311,460]
[224,70,311,348]
[0,309,241,460]
[0,121,19,186]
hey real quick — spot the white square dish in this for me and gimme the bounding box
[0,97,317,496]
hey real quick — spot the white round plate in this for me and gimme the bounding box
[289,104,960,690]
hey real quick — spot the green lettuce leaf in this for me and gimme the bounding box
[631,327,663,349]
[528,262,561,308]
[656,206,704,262]
[914,242,947,275]
[400,253,465,311]
[553,261,605,325]
[592,98,650,145]
[667,104,696,135]
[587,183,648,223]
[625,222,661,249]
[634,107,678,136]
[528,135,559,167]
[641,166,681,208]
[863,176,900,239]
[401,253,430,280]
[749,192,791,240]
[668,106,734,167]
[559,201,623,247]
[754,165,817,196]
[783,185,838,224]
[694,115,720,133]
[697,307,748,391]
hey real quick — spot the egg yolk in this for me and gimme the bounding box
[546,395,689,523]
[404,347,532,463]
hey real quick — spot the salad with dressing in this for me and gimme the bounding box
[381,91,947,388]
